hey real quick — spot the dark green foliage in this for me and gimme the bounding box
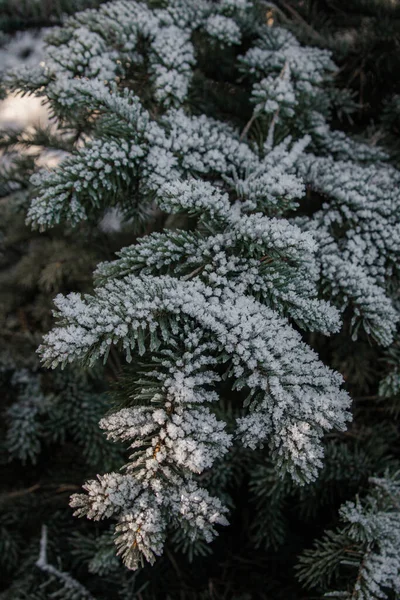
[272,0,400,123]
[0,170,133,597]
[0,0,105,33]
[296,473,400,598]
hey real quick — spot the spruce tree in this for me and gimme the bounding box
[1,1,399,598]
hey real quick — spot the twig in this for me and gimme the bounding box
[1,483,80,503]
[3,483,40,500]
[54,484,81,493]
[36,525,96,599]
[240,112,258,141]
[274,0,323,42]
[182,264,205,281]
[265,61,288,149]
[265,109,279,149]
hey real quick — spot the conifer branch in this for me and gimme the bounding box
[36,525,96,599]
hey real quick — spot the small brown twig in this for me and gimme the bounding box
[240,112,259,141]
[3,483,40,500]
[182,264,205,281]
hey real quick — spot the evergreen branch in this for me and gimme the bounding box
[36,525,96,600]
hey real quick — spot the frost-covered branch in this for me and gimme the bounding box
[297,474,400,599]
[36,525,95,599]
[6,0,398,577]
